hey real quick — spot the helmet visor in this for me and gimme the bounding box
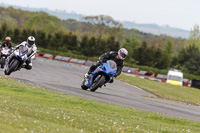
[120,52,127,58]
[28,40,34,46]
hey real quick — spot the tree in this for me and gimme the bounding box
[87,37,96,56]
[164,40,174,54]
[36,30,47,48]
[163,40,174,67]
[24,12,65,34]
[178,44,199,65]
[47,34,52,49]
[83,15,124,40]
[154,48,171,69]
[13,28,21,44]
[185,24,200,50]
[80,36,90,56]
[177,44,200,74]
[95,37,106,55]
[0,22,8,40]
[133,41,172,69]
[106,36,119,52]
[184,54,200,74]
[134,41,148,65]
[20,29,28,41]
[68,33,79,50]
[121,36,140,63]
[49,31,63,49]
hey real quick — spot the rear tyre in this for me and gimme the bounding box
[90,75,106,92]
[5,59,19,75]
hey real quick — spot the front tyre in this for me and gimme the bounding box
[4,59,19,75]
[1,57,5,68]
[90,75,106,92]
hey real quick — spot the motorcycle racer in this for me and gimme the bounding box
[13,36,37,70]
[0,37,13,57]
[0,37,13,49]
[85,48,128,82]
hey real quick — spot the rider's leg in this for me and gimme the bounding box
[25,59,32,70]
[85,62,101,78]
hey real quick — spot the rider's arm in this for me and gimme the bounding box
[14,42,24,49]
[99,51,114,63]
[28,46,37,59]
[0,42,5,49]
[115,63,124,77]
[9,43,13,49]
[99,53,108,63]
[14,41,26,49]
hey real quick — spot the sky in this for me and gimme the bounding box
[0,0,199,30]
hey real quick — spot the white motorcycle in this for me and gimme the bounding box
[0,47,11,68]
[4,45,29,75]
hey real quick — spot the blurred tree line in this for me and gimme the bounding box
[1,6,200,77]
[0,22,120,57]
[122,24,200,76]
[1,21,200,75]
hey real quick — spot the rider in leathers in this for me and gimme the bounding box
[13,36,37,70]
[85,48,128,82]
[0,37,13,49]
[0,37,13,58]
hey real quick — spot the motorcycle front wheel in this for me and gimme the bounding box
[1,57,5,68]
[5,59,19,75]
[90,75,106,92]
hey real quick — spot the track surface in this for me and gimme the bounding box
[1,58,200,122]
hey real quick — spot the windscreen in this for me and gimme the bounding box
[108,60,117,69]
[3,47,9,50]
[19,46,28,55]
[168,75,182,81]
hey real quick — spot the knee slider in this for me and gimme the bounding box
[25,65,32,70]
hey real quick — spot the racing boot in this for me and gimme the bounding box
[84,73,90,79]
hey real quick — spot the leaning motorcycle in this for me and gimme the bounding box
[0,47,11,68]
[4,46,28,75]
[81,60,117,92]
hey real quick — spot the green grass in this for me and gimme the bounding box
[118,74,200,106]
[0,77,200,133]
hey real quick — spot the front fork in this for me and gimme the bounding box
[6,54,23,70]
[6,54,15,70]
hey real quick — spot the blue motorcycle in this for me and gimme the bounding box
[81,60,117,92]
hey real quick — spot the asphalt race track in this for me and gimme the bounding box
[0,58,200,122]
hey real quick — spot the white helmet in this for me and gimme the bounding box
[27,36,35,47]
[5,36,11,42]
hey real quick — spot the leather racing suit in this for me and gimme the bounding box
[88,51,124,77]
[13,41,37,70]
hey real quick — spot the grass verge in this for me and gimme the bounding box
[118,74,200,106]
[0,77,199,133]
